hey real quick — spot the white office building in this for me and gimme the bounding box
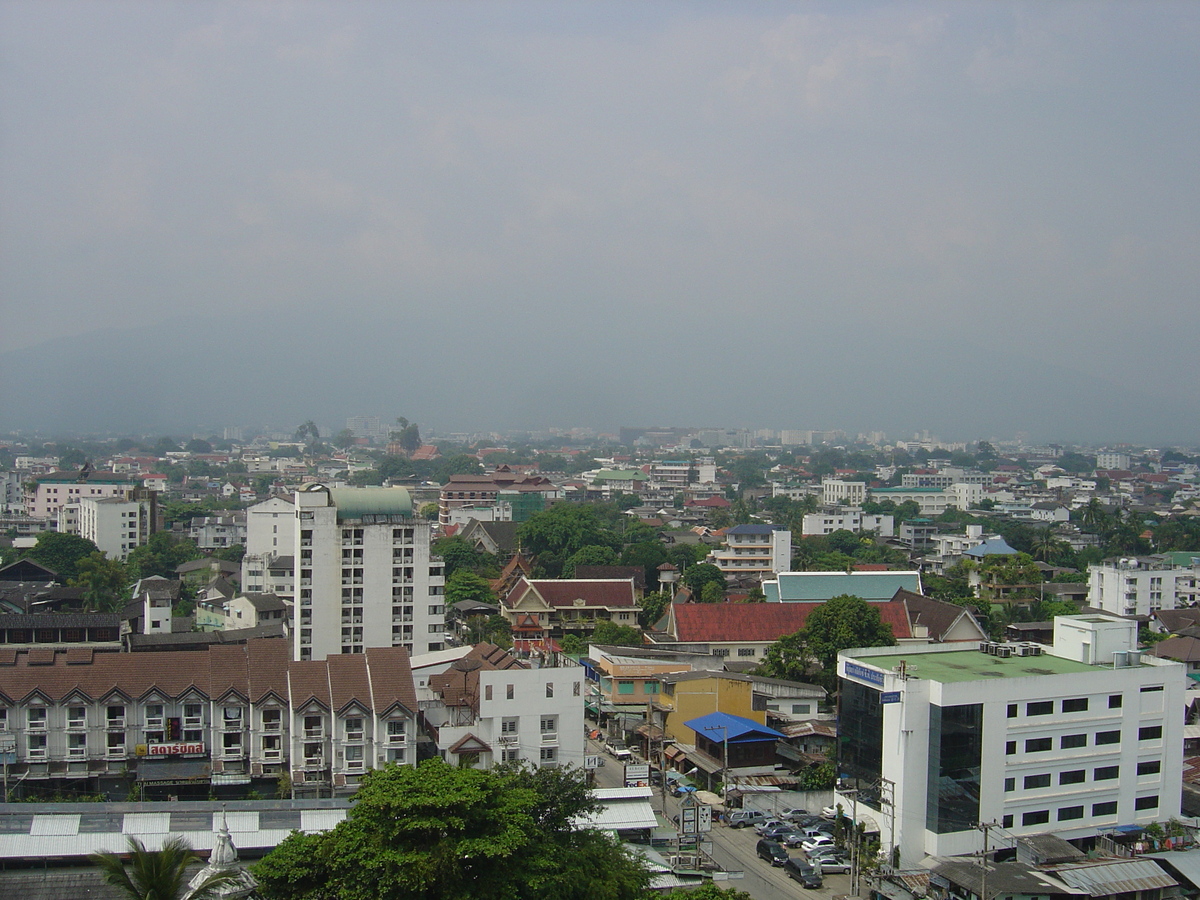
[293,485,445,662]
[78,495,154,559]
[801,509,894,537]
[1088,557,1199,617]
[837,615,1185,864]
[242,496,296,596]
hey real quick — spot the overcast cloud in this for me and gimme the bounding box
[2,2,1197,443]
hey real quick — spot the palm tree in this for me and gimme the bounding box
[1031,526,1066,563]
[91,835,238,900]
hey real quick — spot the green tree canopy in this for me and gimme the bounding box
[433,536,499,579]
[638,590,672,630]
[589,620,644,647]
[565,544,619,577]
[69,552,128,612]
[681,563,725,597]
[91,835,237,900]
[24,532,100,581]
[125,533,203,581]
[760,594,896,691]
[253,759,651,900]
[444,570,498,609]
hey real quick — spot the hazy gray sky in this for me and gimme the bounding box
[2,2,1198,442]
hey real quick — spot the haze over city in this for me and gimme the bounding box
[2,2,1197,443]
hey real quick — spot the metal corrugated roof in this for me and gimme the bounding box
[1047,859,1178,894]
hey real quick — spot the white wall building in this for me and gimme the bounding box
[190,514,247,550]
[1088,557,1199,617]
[836,615,1185,865]
[1097,452,1132,471]
[293,485,445,662]
[707,525,791,582]
[242,496,296,594]
[801,509,894,537]
[23,472,136,519]
[79,495,154,559]
[822,479,868,507]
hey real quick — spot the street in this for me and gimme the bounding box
[586,735,853,900]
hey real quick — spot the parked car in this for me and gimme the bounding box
[760,826,800,843]
[777,807,809,821]
[802,836,837,854]
[756,839,790,867]
[783,832,809,848]
[754,818,789,835]
[727,810,768,828]
[783,859,824,888]
[807,846,848,861]
[816,858,851,874]
[604,740,632,762]
[820,805,838,818]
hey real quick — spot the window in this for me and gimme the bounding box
[1095,730,1121,745]
[539,747,557,763]
[27,734,47,758]
[485,685,493,701]
[1094,766,1120,781]
[107,732,125,756]
[502,748,519,763]
[1094,800,1119,817]
[737,648,756,657]
[1138,760,1161,776]
[262,735,282,759]
[1027,701,1053,716]
[304,742,322,764]
[144,704,164,727]
[1062,698,1088,713]
[68,707,86,729]
[573,682,581,697]
[1109,694,1123,709]
[713,649,730,658]
[1060,770,1086,785]
[540,716,557,736]
[617,681,635,695]
[1002,815,1013,828]
[501,718,518,735]
[644,681,659,694]
[1139,725,1162,741]
[222,732,242,755]
[1024,774,1051,790]
[1025,737,1052,753]
[1007,704,1018,718]
[184,703,203,726]
[1140,685,1164,693]
[506,684,514,700]
[68,733,87,757]
[1022,810,1050,826]
[1060,733,1087,749]
[345,745,364,769]
[545,682,554,699]
[792,703,812,715]
[1005,741,1016,755]
[304,715,323,738]
[1004,778,1015,793]
[344,718,364,741]
[262,709,281,731]
[223,707,243,728]
[107,705,126,727]
[1058,805,1084,821]
[1135,795,1159,811]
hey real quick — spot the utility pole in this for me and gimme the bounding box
[840,788,861,897]
[880,777,896,873]
[978,821,999,900]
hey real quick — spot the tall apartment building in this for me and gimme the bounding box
[707,524,791,582]
[241,496,296,599]
[821,478,868,506]
[1088,556,1199,617]
[23,470,136,520]
[836,615,1185,865]
[294,485,445,662]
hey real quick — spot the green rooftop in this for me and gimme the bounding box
[850,648,1102,683]
[329,486,413,520]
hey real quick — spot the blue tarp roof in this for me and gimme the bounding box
[964,538,1019,558]
[684,711,785,742]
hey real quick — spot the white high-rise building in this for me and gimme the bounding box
[1088,557,1199,617]
[78,495,154,559]
[242,496,297,595]
[837,615,1184,865]
[293,485,445,662]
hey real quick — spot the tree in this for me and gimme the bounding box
[125,533,203,581]
[24,532,100,581]
[676,887,754,900]
[681,563,725,597]
[59,447,88,469]
[519,504,621,577]
[433,536,499,579]
[444,570,498,608]
[293,420,322,455]
[419,502,439,521]
[213,544,245,564]
[801,594,896,692]
[69,552,128,612]
[391,417,422,455]
[638,590,672,629]
[332,428,357,450]
[590,620,644,647]
[758,630,812,683]
[565,544,619,577]
[184,438,213,454]
[1030,526,1068,563]
[91,835,237,900]
[253,759,651,900]
[559,634,586,655]
[700,581,725,604]
[463,614,512,648]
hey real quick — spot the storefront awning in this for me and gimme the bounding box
[137,759,211,783]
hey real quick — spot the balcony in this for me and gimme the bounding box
[540,732,558,744]
[304,728,324,739]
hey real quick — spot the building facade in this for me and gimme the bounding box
[836,615,1185,864]
[78,495,155,560]
[23,471,136,520]
[1087,557,1198,617]
[707,524,791,582]
[293,485,445,661]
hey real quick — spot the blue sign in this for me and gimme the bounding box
[880,691,901,704]
[844,662,885,687]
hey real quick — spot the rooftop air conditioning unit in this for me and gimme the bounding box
[979,641,991,653]
[996,646,1013,658]
[1113,650,1129,668]
[1026,645,1042,657]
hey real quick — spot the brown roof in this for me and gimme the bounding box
[893,589,982,642]
[506,578,638,610]
[670,600,912,643]
[428,642,524,710]
[1151,635,1200,664]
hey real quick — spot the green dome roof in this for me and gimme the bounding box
[328,487,413,520]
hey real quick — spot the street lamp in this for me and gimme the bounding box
[701,725,728,798]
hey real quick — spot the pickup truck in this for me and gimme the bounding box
[604,740,632,761]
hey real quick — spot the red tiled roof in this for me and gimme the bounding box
[512,578,638,609]
[672,601,912,643]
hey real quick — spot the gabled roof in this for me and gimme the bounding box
[963,537,1019,558]
[684,711,784,742]
[428,643,524,710]
[1150,635,1200,664]
[505,577,638,610]
[892,589,985,642]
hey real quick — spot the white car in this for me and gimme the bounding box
[801,836,836,854]
[753,819,789,836]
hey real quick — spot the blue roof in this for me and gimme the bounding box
[727,524,785,535]
[684,711,785,742]
[964,538,1019,558]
